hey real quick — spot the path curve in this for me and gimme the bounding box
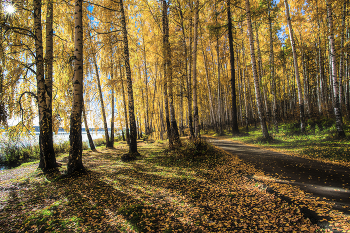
[207,137,350,213]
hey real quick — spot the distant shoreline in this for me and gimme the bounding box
[31,126,116,133]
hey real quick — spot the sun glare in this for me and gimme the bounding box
[4,4,15,15]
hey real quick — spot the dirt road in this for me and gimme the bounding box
[207,137,350,213]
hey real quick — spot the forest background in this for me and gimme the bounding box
[0,0,349,173]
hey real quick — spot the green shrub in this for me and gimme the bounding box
[3,145,21,165]
[53,141,70,154]
[0,142,40,165]
[182,138,212,158]
[82,141,89,150]
[94,137,106,147]
[142,134,149,141]
[114,134,123,142]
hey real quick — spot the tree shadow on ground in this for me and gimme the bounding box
[0,146,321,232]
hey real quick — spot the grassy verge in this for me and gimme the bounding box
[204,119,350,164]
[2,139,342,232]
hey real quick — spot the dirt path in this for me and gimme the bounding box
[207,137,350,213]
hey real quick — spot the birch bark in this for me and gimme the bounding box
[326,0,346,137]
[120,0,138,153]
[68,0,85,174]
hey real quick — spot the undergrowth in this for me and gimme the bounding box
[211,117,350,163]
[0,139,89,166]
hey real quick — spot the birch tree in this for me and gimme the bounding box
[67,0,85,174]
[119,0,139,156]
[326,0,346,138]
[227,0,239,135]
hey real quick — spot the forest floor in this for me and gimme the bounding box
[0,139,348,232]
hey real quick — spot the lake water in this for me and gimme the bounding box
[1,131,106,147]
[0,130,109,169]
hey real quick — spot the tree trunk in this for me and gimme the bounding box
[44,0,56,166]
[300,41,310,118]
[93,55,110,148]
[216,37,223,135]
[227,0,239,135]
[109,67,115,147]
[67,0,85,174]
[141,29,150,135]
[268,1,278,133]
[346,27,350,118]
[162,0,181,147]
[326,0,346,137]
[120,0,138,154]
[192,0,199,137]
[255,23,270,129]
[187,4,195,138]
[284,0,306,133]
[82,100,95,151]
[35,0,56,171]
[177,4,191,136]
[202,45,215,126]
[245,0,269,139]
[241,43,249,131]
[339,1,346,112]
[120,63,130,145]
[179,74,184,136]
[159,99,164,140]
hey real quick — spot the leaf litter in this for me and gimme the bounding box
[0,140,348,232]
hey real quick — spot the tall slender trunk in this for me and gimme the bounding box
[159,99,164,140]
[68,0,85,174]
[284,0,305,133]
[255,23,270,128]
[242,44,249,130]
[202,45,215,126]
[45,0,55,163]
[346,27,350,118]
[179,74,184,136]
[120,0,138,153]
[45,0,56,166]
[245,0,269,139]
[227,0,239,135]
[300,40,310,118]
[216,37,223,135]
[177,6,187,136]
[93,55,110,148]
[315,51,322,114]
[0,35,5,126]
[236,49,243,125]
[109,66,115,147]
[163,0,171,145]
[141,27,150,135]
[82,100,95,151]
[192,0,199,137]
[151,62,158,133]
[35,0,56,171]
[187,4,195,138]
[162,0,181,147]
[317,17,326,113]
[120,62,130,145]
[268,1,278,133]
[339,1,346,112]
[326,0,346,137]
